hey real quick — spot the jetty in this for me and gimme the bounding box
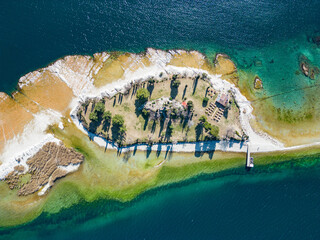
[246,143,254,168]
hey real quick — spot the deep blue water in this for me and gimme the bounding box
[3,165,320,240]
[1,0,320,93]
[1,1,320,239]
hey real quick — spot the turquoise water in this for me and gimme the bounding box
[2,157,320,240]
[1,0,320,238]
[1,0,320,102]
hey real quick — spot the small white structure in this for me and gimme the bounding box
[246,143,254,168]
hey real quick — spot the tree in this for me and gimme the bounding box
[203,121,211,131]
[112,114,125,127]
[203,97,209,104]
[103,111,112,122]
[136,88,150,102]
[199,115,207,123]
[172,74,178,81]
[94,102,105,114]
[172,79,181,88]
[142,109,150,118]
[148,77,155,84]
[209,125,219,139]
[187,100,194,111]
[119,126,127,135]
[89,112,98,122]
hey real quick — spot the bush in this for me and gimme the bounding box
[172,79,181,88]
[112,114,125,127]
[142,109,150,118]
[136,88,150,102]
[172,74,178,81]
[89,112,98,122]
[203,97,209,103]
[148,77,155,84]
[94,102,105,114]
[119,126,127,134]
[199,115,207,123]
[103,111,112,122]
[209,125,219,139]
[187,100,194,111]
[203,121,211,131]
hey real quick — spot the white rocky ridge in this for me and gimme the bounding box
[0,110,62,180]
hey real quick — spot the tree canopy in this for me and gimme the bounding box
[94,102,105,114]
[112,114,125,127]
[136,88,150,102]
[89,112,98,122]
[172,79,181,88]
[103,111,112,122]
[187,100,194,110]
[199,115,207,123]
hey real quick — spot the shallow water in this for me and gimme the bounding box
[1,0,320,96]
[2,157,320,240]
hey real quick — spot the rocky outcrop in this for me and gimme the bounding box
[299,55,320,80]
[254,76,263,89]
[5,142,84,196]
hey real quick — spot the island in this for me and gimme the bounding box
[0,48,319,227]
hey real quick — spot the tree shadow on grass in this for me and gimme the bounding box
[135,99,146,117]
[192,75,200,95]
[151,120,157,133]
[147,83,154,97]
[195,123,203,141]
[143,117,149,131]
[89,120,100,134]
[170,81,179,99]
[182,85,188,99]
[156,144,162,158]
[146,146,152,158]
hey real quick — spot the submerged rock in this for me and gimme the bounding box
[254,76,263,89]
[299,55,319,80]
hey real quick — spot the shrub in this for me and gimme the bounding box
[103,111,112,122]
[172,74,178,81]
[203,97,209,104]
[136,88,150,102]
[89,112,98,122]
[187,100,194,110]
[148,77,155,84]
[112,114,125,127]
[202,73,208,79]
[199,115,207,123]
[209,125,219,139]
[119,126,127,134]
[94,102,105,114]
[203,121,211,131]
[142,109,150,118]
[172,79,181,88]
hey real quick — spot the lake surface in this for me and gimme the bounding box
[1,0,320,239]
[2,161,320,240]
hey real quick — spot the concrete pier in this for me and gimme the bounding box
[246,143,254,168]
